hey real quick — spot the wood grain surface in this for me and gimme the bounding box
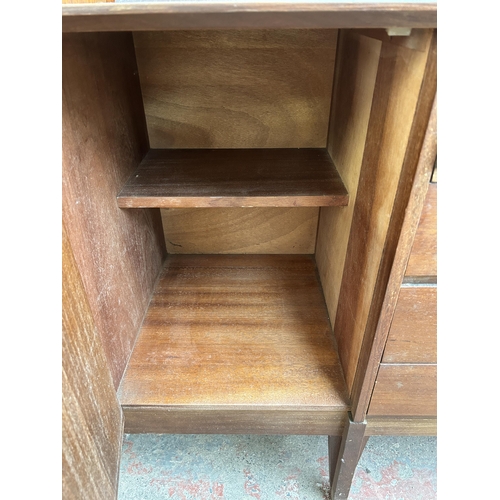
[405,182,437,276]
[350,31,436,421]
[117,149,349,208]
[316,30,381,343]
[62,32,166,388]
[118,255,350,417]
[133,30,337,149]
[332,29,433,396]
[62,223,122,500]
[368,364,437,416]
[161,207,319,254]
[366,416,437,435]
[62,3,437,33]
[122,408,346,435]
[382,285,437,363]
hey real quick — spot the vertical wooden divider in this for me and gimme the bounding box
[316,29,434,399]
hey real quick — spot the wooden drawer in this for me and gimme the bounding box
[382,285,437,363]
[405,182,436,276]
[368,364,437,416]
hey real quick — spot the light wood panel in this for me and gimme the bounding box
[118,255,350,433]
[350,31,436,421]
[316,30,382,339]
[62,32,166,388]
[368,364,437,416]
[62,223,122,500]
[406,182,437,276]
[366,416,437,436]
[133,30,337,149]
[62,3,437,33]
[161,207,319,254]
[330,29,433,394]
[117,149,348,208]
[122,408,345,435]
[382,285,437,363]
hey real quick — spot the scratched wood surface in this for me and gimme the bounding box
[117,149,349,208]
[368,364,437,416]
[62,32,166,388]
[382,285,437,363]
[133,30,337,149]
[118,255,350,418]
[161,207,319,254]
[62,223,122,500]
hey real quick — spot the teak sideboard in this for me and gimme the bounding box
[62,2,437,499]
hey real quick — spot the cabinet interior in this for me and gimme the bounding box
[62,27,434,434]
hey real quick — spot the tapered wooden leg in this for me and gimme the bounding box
[330,413,367,500]
[328,435,342,486]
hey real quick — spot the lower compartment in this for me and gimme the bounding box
[118,254,350,434]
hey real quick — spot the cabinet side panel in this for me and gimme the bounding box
[328,30,433,393]
[316,31,381,335]
[62,223,122,500]
[134,29,337,149]
[62,32,167,389]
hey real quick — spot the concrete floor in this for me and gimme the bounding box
[118,434,437,499]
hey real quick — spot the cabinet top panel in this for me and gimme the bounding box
[62,1,437,32]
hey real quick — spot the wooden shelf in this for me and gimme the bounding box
[117,148,349,208]
[118,254,350,434]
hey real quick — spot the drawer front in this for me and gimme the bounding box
[368,364,437,416]
[382,285,437,363]
[405,182,437,276]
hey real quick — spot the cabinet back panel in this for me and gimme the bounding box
[133,29,337,149]
[162,207,319,254]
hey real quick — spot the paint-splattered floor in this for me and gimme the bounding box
[118,434,436,499]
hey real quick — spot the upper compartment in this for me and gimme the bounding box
[117,29,348,208]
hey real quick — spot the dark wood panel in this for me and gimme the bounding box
[406,182,437,276]
[118,255,350,415]
[382,285,437,363]
[62,3,437,33]
[134,29,337,149]
[162,207,318,254]
[349,30,437,421]
[117,149,349,208]
[366,416,437,435]
[122,408,345,435]
[368,364,437,416]
[62,32,167,388]
[332,29,434,395]
[330,414,367,500]
[62,223,122,499]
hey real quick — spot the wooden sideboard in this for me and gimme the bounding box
[62,3,437,499]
